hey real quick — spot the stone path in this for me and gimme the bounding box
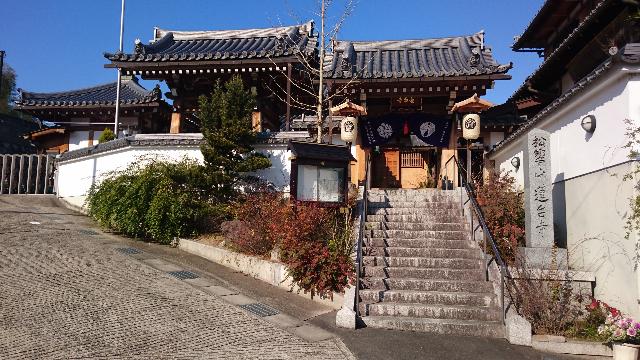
[0,196,353,359]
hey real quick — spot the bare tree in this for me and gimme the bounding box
[266,0,362,143]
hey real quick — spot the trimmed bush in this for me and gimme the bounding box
[87,160,225,244]
[98,128,116,143]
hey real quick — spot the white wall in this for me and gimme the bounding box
[491,65,640,187]
[57,145,204,208]
[252,143,291,192]
[57,137,294,208]
[68,131,91,151]
[488,64,640,316]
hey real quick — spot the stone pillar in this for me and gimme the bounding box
[519,129,567,269]
[170,112,181,134]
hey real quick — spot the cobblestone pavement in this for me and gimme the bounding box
[0,196,352,359]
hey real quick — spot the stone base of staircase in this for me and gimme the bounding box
[358,188,505,338]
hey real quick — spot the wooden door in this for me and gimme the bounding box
[372,149,400,188]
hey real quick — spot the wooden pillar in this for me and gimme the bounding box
[286,63,292,131]
[88,130,94,147]
[170,112,181,134]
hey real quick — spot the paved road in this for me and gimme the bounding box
[0,196,352,359]
[0,196,597,360]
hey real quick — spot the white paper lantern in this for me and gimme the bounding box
[462,113,481,140]
[340,116,358,143]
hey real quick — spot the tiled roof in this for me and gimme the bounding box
[105,21,317,63]
[508,0,620,102]
[324,32,512,80]
[0,114,38,154]
[488,43,640,156]
[15,77,162,108]
[288,140,355,162]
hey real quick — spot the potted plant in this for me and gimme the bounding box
[598,303,640,360]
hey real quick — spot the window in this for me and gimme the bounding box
[296,165,345,202]
[401,151,424,168]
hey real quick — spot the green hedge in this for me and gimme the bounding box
[87,160,223,244]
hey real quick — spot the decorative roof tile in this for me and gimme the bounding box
[105,21,318,63]
[325,32,512,80]
[15,77,162,108]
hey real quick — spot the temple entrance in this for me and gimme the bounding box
[371,148,440,189]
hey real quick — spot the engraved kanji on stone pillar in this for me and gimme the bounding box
[524,129,553,248]
[520,128,567,269]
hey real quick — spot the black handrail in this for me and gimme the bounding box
[354,151,370,317]
[446,155,512,323]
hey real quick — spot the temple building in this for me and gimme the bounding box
[104,22,318,134]
[15,77,169,154]
[323,33,514,188]
[105,23,520,189]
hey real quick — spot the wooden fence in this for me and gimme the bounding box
[0,154,56,195]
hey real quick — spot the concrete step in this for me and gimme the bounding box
[364,238,474,249]
[367,195,462,203]
[359,289,495,307]
[362,277,493,293]
[368,202,459,209]
[361,266,485,280]
[367,207,463,216]
[368,189,461,198]
[367,229,469,240]
[366,214,465,223]
[361,316,505,338]
[361,302,502,321]
[362,256,483,269]
[362,246,483,259]
[365,221,467,231]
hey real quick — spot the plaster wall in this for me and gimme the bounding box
[560,161,640,318]
[489,66,640,317]
[68,131,91,151]
[57,145,204,208]
[57,139,293,208]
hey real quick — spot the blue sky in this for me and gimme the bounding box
[1,0,544,104]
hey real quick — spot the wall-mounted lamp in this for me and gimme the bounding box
[581,115,596,133]
[511,156,520,170]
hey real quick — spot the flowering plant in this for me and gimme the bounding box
[596,299,640,344]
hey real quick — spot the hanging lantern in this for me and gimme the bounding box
[340,116,358,143]
[462,113,481,140]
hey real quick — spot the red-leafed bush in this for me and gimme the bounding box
[279,202,355,298]
[221,190,291,256]
[475,170,525,263]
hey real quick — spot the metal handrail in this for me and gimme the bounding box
[446,155,512,323]
[354,151,370,316]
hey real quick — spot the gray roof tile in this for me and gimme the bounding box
[325,32,511,79]
[105,22,318,62]
[15,77,161,108]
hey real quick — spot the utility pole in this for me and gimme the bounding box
[316,0,325,144]
[114,0,126,137]
[0,50,5,104]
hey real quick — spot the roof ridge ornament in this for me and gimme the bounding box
[134,39,145,55]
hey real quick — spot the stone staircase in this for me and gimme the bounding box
[358,188,504,337]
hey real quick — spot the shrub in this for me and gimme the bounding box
[475,170,525,263]
[221,190,291,256]
[508,270,583,335]
[87,159,224,244]
[98,128,116,143]
[279,202,355,298]
[566,297,610,341]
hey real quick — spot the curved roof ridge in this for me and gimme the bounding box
[20,78,149,100]
[154,20,314,41]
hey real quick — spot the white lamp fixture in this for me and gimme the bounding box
[581,115,596,133]
[511,156,520,170]
[462,113,481,140]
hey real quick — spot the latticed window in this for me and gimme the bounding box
[401,151,424,168]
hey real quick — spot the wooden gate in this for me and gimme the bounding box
[372,149,400,188]
[0,154,56,195]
